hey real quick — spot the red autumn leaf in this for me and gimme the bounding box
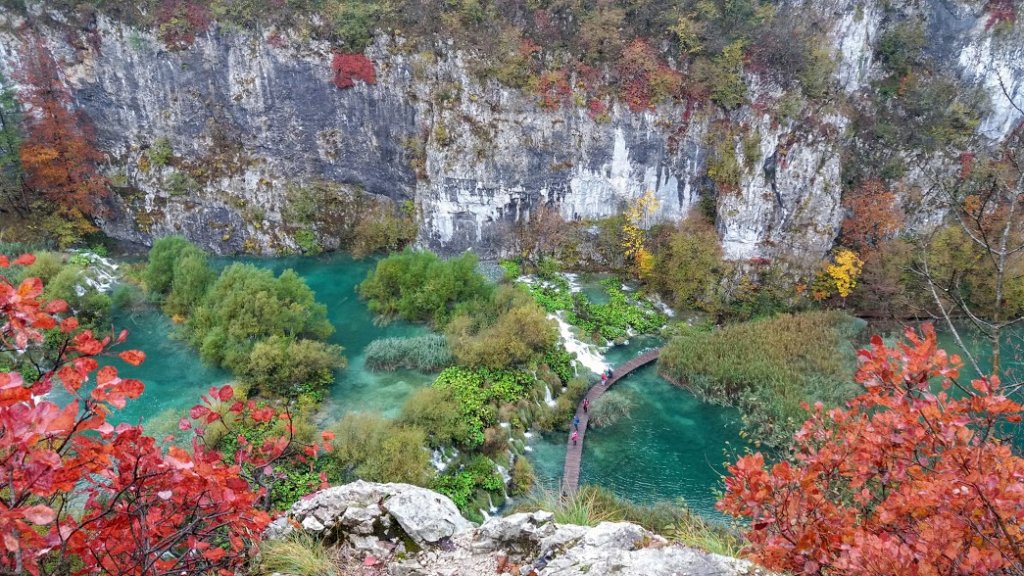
[21,505,55,525]
[13,254,35,266]
[118,349,146,366]
[60,317,79,333]
[217,384,233,402]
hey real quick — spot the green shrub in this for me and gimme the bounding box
[187,263,335,377]
[163,245,214,317]
[431,366,539,447]
[877,20,925,78]
[143,236,192,296]
[446,285,558,369]
[652,215,731,314]
[432,455,504,517]
[659,311,865,447]
[401,387,479,448]
[242,335,345,399]
[358,250,491,327]
[294,228,321,255]
[364,334,453,372]
[522,276,666,343]
[147,137,173,167]
[329,412,434,486]
[509,456,535,496]
[349,201,417,259]
[708,40,747,109]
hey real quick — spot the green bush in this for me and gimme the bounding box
[431,366,539,447]
[143,236,193,296]
[358,250,491,327]
[446,285,558,369]
[349,201,417,259]
[329,412,434,486]
[163,245,214,317]
[432,455,504,518]
[659,311,865,447]
[294,228,321,255]
[522,276,666,343]
[147,137,173,167]
[509,456,535,496]
[242,336,345,399]
[400,387,479,448]
[187,263,335,376]
[364,334,453,372]
[652,215,730,314]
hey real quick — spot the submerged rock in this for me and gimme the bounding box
[268,481,769,576]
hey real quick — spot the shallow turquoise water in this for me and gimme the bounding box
[100,254,434,430]
[92,255,745,519]
[528,339,747,520]
[219,254,434,420]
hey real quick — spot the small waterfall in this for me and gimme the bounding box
[543,384,557,407]
[72,251,120,296]
[479,508,491,521]
[430,447,458,472]
[487,493,498,514]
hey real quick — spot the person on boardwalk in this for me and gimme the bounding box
[583,398,590,412]
[600,372,607,384]
[607,368,614,379]
[572,414,580,430]
[571,430,579,445]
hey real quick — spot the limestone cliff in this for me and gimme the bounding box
[0,1,1020,264]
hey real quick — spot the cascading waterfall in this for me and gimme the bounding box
[72,251,119,295]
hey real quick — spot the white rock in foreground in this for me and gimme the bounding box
[269,481,769,576]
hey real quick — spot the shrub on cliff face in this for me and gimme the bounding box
[331,52,376,89]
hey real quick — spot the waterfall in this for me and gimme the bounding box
[543,384,557,407]
[430,447,458,472]
[71,251,120,296]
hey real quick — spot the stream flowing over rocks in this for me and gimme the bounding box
[267,481,768,576]
[0,1,1021,266]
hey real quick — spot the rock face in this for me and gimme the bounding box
[0,1,1021,264]
[268,481,767,576]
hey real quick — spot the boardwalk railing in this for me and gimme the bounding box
[560,348,661,496]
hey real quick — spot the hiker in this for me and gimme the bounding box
[583,398,590,412]
[600,372,607,384]
[571,430,579,445]
[572,414,580,430]
[607,368,614,379]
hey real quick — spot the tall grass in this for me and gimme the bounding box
[515,485,744,557]
[659,310,865,447]
[364,334,453,372]
[588,390,634,428]
[257,532,338,576]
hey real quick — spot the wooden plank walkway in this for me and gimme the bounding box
[560,348,661,496]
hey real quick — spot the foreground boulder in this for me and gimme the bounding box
[268,481,767,576]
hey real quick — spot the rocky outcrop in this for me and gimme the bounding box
[268,481,767,576]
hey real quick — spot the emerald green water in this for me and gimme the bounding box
[527,338,747,520]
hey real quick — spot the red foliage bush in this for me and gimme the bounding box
[617,39,682,112]
[986,0,1017,29]
[533,69,572,109]
[0,254,329,575]
[720,324,1024,576]
[156,0,211,51]
[331,53,377,89]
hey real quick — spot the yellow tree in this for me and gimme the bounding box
[812,248,863,300]
[622,190,659,278]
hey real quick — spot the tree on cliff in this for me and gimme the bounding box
[16,36,106,221]
[918,85,1024,381]
[0,252,329,575]
[719,324,1024,575]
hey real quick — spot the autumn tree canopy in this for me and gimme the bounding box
[719,323,1024,576]
[16,36,106,217]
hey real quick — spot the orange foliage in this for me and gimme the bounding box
[17,36,106,216]
[719,324,1024,576]
[840,178,902,253]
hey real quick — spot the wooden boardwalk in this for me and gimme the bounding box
[560,348,661,496]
